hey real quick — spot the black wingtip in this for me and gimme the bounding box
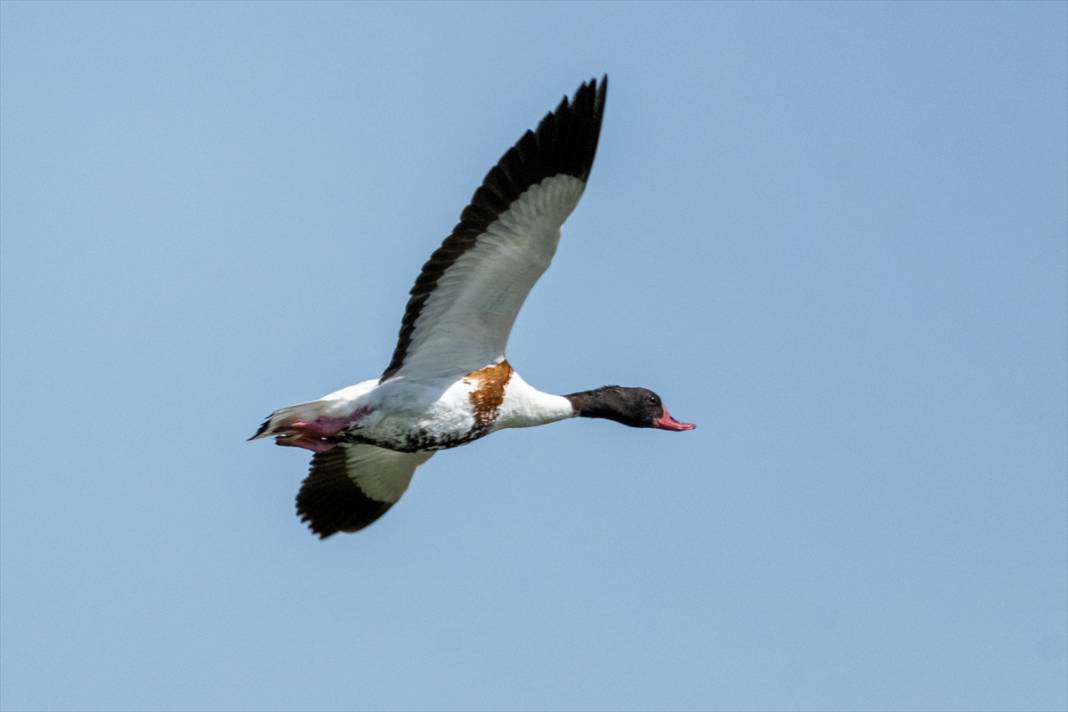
[297,505,342,540]
[298,511,339,539]
[295,449,397,539]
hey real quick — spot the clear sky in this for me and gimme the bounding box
[1,2,1065,711]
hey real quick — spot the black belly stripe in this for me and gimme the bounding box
[336,427,490,454]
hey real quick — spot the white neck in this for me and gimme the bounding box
[496,371,576,429]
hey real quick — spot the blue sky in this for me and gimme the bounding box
[1,2,1065,710]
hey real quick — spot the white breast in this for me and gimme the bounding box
[494,371,575,430]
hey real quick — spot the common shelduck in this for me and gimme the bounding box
[251,76,695,538]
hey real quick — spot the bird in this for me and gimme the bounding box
[250,76,695,538]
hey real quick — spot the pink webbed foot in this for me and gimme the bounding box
[275,434,339,453]
[271,406,372,453]
[285,415,362,438]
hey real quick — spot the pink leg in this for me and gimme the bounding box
[272,406,372,453]
[275,434,339,453]
[285,407,372,438]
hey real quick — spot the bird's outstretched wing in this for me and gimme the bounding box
[381,76,608,381]
[296,444,434,538]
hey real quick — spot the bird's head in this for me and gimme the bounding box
[566,386,696,431]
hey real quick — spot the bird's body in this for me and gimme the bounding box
[258,362,572,454]
[251,77,695,538]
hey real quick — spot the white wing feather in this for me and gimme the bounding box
[393,175,585,380]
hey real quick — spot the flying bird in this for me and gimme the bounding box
[251,76,695,538]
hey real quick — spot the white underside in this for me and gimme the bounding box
[313,370,574,448]
[300,374,572,503]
